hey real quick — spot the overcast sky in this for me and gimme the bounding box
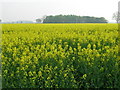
[0,0,119,22]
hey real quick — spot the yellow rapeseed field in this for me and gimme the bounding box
[1,23,120,88]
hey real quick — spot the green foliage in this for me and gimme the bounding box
[43,15,108,23]
[2,24,120,88]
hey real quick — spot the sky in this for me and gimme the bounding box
[0,0,120,22]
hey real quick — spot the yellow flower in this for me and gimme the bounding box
[38,71,42,77]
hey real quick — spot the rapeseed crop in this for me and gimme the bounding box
[2,24,120,88]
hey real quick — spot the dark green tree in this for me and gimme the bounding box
[43,15,108,23]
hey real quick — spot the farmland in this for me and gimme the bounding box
[1,23,120,88]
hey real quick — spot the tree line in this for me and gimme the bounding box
[1,12,120,23]
[43,15,108,23]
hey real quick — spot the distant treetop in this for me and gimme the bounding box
[43,15,108,23]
